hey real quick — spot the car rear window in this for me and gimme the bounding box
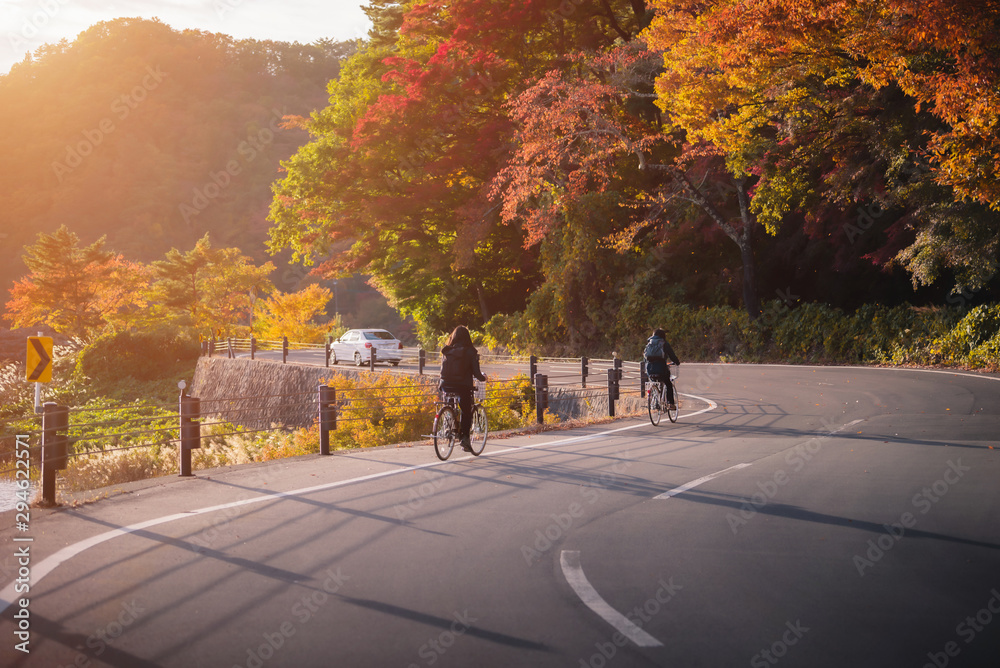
[364,331,396,340]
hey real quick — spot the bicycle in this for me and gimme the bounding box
[433,382,489,460]
[647,365,679,426]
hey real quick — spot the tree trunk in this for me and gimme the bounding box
[640,162,763,319]
[475,282,491,325]
[735,179,761,320]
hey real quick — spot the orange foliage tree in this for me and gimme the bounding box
[645,0,1000,291]
[3,226,146,338]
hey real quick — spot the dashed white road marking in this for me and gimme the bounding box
[654,462,753,499]
[560,550,663,647]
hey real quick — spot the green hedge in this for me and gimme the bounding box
[484,301,999,371]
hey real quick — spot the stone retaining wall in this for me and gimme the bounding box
[191,357,372,429]
[192,357,646,429]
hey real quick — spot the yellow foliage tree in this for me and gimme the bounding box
[254,284,334,343]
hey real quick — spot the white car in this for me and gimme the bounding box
[331,329,403,366]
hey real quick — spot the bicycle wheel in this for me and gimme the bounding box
[469,405,488,456]
[433,406,456,460]
[647,383,662,426]
[666,381,679,423]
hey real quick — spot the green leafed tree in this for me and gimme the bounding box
[147,234,274,336]
[267,0,655,335]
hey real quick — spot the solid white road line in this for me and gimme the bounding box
[560,550,663,648]
[654,462,753,499]
[652,418,866,500]
[0,394,720,614]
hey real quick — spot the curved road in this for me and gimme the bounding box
[2,364,999,667]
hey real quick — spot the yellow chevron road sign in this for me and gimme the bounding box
[27,336,53,383]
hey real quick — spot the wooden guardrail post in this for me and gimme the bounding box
[369,346,377,371]
[282,336,289,364]
[179,393,201,477]
[227,337,234,359]
[418,348,426,375]
[640,363,648,400]
[319,385,336,455]
[529,355,537,383]
[581,356,588,388]
[251,336,256,360]
[534,373,548,425]
[607,368,619,417]
[41,402,69,506]
[325,339,331,367]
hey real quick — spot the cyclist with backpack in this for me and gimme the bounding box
[439,325,487,451]
[644,328,680,409]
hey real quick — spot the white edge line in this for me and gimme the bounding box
[560,550,663,648]
[654,463,753,499]
[832,419,865,434]
[683,362,1000,384]
[0,394,722,613]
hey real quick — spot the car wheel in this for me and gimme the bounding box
[331,352,338,365]
[354,351,363,366]
[389,361,399,367]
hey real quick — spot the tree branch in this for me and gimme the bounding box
[599,0,631,41]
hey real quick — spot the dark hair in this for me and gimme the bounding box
[447,325,473,348]
[653,328,666,338]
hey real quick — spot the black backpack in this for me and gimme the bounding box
[644,336,665,360]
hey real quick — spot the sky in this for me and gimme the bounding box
[0,0,372,74]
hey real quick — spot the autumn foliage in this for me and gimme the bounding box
[5,4,999,358]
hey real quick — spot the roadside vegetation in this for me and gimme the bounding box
[480,302,1000,372]
[3,5,1000,500]
[0,328,546,497]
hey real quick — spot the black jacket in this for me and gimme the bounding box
[644,335,680,377]
[440,344,486,389]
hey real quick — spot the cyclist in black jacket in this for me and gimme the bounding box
[644,328,680,409]
[439,325,487,450]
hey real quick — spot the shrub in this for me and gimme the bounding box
[77,330,199,383]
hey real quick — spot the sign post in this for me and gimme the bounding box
[27,333,53,413]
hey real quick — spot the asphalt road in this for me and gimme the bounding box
[1,364,998,667]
